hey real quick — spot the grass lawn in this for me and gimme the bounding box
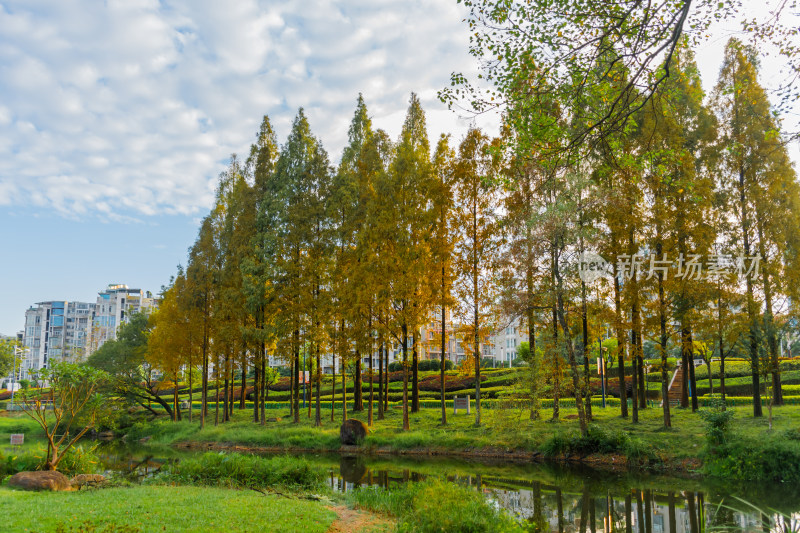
[0,485,338,533]
[0,414,47,455]
[122,399,800,463]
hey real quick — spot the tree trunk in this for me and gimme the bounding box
[173,379,179,422]
[354,350,363,412]
[239,349,246,410]
[368,324,374,427]
[613,268,628,418]
[440,300,447,426]
[201,328,209,429]
[293,328,300,423]
[331,351,336,422]
[378,339,385,421]
[757,219,783,405]
[687,327,699,412]
[254,342,261,423]
[384,342,390,412]
[528,309,539,420]
[402,321,410,431]
[630,322,640,424]
[658,263,671,427]
[223,351,230,423]
[315,340,321,427]
[341,343,348,423]
[739,166,763,417]
[552,305,560,421]
[188,352,193,422]
[718,292,727,401]
[411,332,419,413]
[554,244,587,435]
[260,355,266,425]
[581,280,592,420]
[214,355,220,426]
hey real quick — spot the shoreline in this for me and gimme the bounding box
[171,439,703,477]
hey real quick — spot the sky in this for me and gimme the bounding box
[1,0,798,335]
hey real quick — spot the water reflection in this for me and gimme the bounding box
[328,455,800,532]
[95,444,800,533]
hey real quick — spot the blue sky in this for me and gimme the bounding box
[1,0,798,334]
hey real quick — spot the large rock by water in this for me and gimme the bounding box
[8,471,72,491]
[340,419,368,445]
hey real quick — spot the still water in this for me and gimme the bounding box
[98,444,800,532]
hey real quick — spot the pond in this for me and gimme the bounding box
[96,443,800,532]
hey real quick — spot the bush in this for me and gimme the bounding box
[164,452,324,491]
[540,424,656,463]
[699,397,734,446]
[387,360,455,372]
[349,480,523,533]
[542,424,629,457]
[0,444,101,478]
[418,374,487,392]
[704,436,800,482]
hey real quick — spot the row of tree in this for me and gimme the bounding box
[125,37,799,437]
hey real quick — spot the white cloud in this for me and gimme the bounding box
[0,0,496,217]
[2,1,793,219]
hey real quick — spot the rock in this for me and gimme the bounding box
[70,474,106,490]
[8,471,72,491]
[139,436,152,444]
[96,430,114,441]
[267,417,282,422]
[339,419,368,445]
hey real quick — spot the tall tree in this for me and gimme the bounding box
[374,94,436,431]
[452,127,504,427]
[271,109,331,424]
[431,134,456,425]
[713,38,793,416]
[244,114,281,426]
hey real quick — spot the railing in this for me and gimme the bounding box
[3,400,54,411]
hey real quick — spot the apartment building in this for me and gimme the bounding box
[20,300,96,379]
[91,284,158,352]
[487,316,527,368]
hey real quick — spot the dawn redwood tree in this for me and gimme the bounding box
[186,217,218,428]
[148,275,190,421]
[636,41,717,422]
[430,134,456,425]
[374,93,436,431]
[271,109,331,424]
[452,127,504,427]
[713,38,784,416]
[244,114,281,426]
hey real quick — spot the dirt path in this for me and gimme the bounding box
[325,505,393,533]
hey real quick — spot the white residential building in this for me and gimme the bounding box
[90,284,158,353]
[487,316,527,368]
[20,300,96,379]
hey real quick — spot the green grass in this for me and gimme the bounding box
[118,399,800,467]
[164,452,325,491]
[0,413,45,450]
[0,485,337,533]
[348,480,523,533]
